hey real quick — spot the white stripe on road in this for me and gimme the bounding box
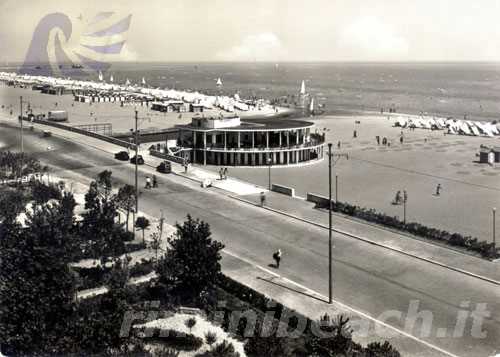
[223,249,459,357]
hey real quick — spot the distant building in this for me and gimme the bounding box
[151,101,188,113]
[190,103,204,113]
[176,115,325,166]
[479,146,500,164]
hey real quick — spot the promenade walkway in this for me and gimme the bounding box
[234,191,500,285]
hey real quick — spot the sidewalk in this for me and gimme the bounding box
[235,191,500,285]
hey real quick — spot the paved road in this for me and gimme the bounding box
[1,122,499,357]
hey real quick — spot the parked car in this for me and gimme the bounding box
[130,155,144,165]
[157,161,171,174]
[114,151,130,161]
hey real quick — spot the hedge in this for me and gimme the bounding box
[316,200,499,259]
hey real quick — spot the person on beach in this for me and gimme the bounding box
[394,190,402,205]
[273,249,282,268]
[152,175,158,188]
[376,136,380,145]
[337,141,341,149]
[145,176,152,189]
[353,130,357,138]
[219,168,223,180]
[260,191,266,207]
[400,136,404,144]
[436,184,442,196]
[223,167,228,180]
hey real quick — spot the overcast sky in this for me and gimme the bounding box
[1,0,500,63]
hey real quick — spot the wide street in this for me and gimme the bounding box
[1,121,499,357]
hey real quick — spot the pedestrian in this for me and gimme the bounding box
[337,141,341,149]
[223,167,228,180]
[436,184,441,196]
[219,168,223,180]
[403,190,408,203]
[400,136,403,144]
[145,176,152,189]
[152,175,158,188]
[353,130,357,138]
[184,163,188,173]
[273,249,282,268]
[260,191,266,207]
[376,135,380,145]
[395,190,402,205]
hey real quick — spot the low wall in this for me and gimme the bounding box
[271,183,295,197]
[150,150,186,165]
[306,192,332,206]
[22,118,136,150]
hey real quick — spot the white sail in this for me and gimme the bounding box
[125,78,131,86]
[216,77,222,87]
[309,97,314,112]
[142,77,146,85]
[109,74,113,82]
[300,80,306,95]
[98,70,103,81]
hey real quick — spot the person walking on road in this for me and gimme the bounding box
[223,167,228,180]
[260,191,266,207]
[219,168,224,180]
[152,175,158,188]
[145,176,152,189]
[436,183,442,196]
[273,249,282,268]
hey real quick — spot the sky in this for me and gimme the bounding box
[1,0,500,63]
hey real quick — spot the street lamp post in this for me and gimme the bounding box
[268,156,272,190]
[326,143,349,304]
[133,110,139,236]
[328,143,333,304]
[403,190,408,224]
[493,207,496,250]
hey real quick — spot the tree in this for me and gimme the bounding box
[81,181,124,265]
[205,332,217,347]
[0,201,77,355]
[115,184,136,232]
[0,189,27,223]
[97,169,113,199]
[198,340,240,357]
[185,317,197,333]
[156,215,225,301]
[135,216,150,245]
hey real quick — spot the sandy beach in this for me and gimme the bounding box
[1,83,500,243]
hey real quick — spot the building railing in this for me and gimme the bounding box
[185,136,324,151]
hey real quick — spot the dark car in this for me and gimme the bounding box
[114,151,130,161]
[130,155,145,165]
[157,161,171,174]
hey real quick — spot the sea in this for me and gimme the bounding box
[3,62,500,121]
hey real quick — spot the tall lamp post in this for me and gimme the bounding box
[327,143,348,304]
[493,207,496,250]
[403,190,408,224]
[268,156,272,190]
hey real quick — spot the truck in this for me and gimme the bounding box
[47,110,68,122]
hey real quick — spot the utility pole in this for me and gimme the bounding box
[133,109,139,237]
[328,143,333,304]
[493,207,496,250]
[20,96,24,154]
[403,190,408,224]
[335,175,338,203]
[268,156,272,190]
[327,144,348,304]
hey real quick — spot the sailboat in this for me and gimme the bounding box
[216,77,223,87]
[109,74,114,83]
[125,78,131,86]
[98,70,103,81]
[300,80,306,95]
[142,77,146,85]
[309,97,314,114]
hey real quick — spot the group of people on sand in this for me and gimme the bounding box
[218,167,228,180]
[376,135,391,146]
[392,184,442,205]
